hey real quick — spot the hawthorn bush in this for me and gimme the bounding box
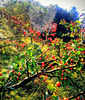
[0,1,85,100]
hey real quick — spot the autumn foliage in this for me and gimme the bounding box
[0,1,85,100]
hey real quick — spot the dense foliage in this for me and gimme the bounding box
[53,6,79,38]
[54,6,79,23]
[0,0,85,100]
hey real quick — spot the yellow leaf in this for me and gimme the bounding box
[3,51,5,54]
[76,20,80,23]
[53,93,56,96]
[27,23,29,26]
[70,34,74,37]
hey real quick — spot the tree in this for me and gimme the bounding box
[53,6,79,38]
[0,1,85,100]
[69,6,79,21]
[80,9,85,44]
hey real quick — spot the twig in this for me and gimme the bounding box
[46,64,77,73]
[69,91,85,100]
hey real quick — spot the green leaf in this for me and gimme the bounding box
[30,51,33,56]
[28,47,32,50]
[14,64,18,70]
[1,82,5,87]
[62,55,69,63]
[40,77,44,81]
[21,59,25,63]
[2,72,7,75]
[52,96,59,100]
[14,59,18,63]
[76,51,81,55]
[56,43,59,45]
[77,70,81,74]
[69,24,72,26]
[1,92,3,98]
[34,44,39,49]
[52,43,55,47]
[59,22,61,24]
[48,85,56,91]
[33,62,35,66]
[70,27,74,31]
[73,40,76,42]
[79,48,85,51]
[78,67,81,71]
[11,63,13,65]
[26,49,30,53]
[15,55,18,59]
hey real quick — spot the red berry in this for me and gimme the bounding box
[42,62,45,67]
[61,78,63,80]
[62,70,65,72]
[46,56,48,59]
[49,97,52,99]
[65,63,67,66]
[71,59,73,62]
[70,67,73,70]
[77,97,80,99]
[66,86,68,88]
[56,82,61,87]
[68,26,70,28]
[64,77,67,80]
[60,61,62,63]
[73,77,76,79]
[42,62,44,65]
[81,71,84,73]
[18,72,21,77]
[24,31,26,35]
[7,96,10,99]
[61,73,64,76]
[81,58,84,62]
[45,81,48,84]
[52,55,55,59]
[0,73,2,76]
[39,57,42,59]
[12,70,15,73]
[51,66,54,69]
[19,67,22,70]
[35,80,37,84]
[78,46,81,48]
[49,64,52,67]
[71,63,73,65]
[17,77,19,80]
[71,21,73,24]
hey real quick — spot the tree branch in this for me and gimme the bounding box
[0,71,45,93]
[46,64,77,73]
[69,91,85,100]
[0,64,80,94]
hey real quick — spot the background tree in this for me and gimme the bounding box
[69,6,79,21]
[53,6,79,38]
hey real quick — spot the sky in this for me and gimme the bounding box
[0,0,85,14]
[35,0,85,14]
